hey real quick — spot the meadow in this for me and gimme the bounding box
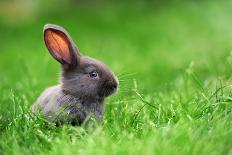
[0,0,232,154]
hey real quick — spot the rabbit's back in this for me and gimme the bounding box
[32,85,63,120]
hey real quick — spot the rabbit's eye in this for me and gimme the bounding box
[89,71,98,78]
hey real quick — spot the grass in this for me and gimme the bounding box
[0,1,232,154]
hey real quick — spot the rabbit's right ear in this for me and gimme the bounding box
[44,24,80,70]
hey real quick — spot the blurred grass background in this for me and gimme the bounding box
[0,0,232,154]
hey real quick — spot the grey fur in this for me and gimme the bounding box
[32,24,118,125]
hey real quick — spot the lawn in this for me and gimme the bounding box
[0,0,232,154]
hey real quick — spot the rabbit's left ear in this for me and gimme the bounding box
[44,24,80,70]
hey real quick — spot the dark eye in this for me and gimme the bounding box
[89,70,98,78]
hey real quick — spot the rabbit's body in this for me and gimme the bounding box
[32,85,104,125]
[32,24,118,125]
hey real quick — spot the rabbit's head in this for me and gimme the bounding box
[43,24,118,101]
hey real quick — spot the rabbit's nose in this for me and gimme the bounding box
[106,81,117,90]
[112,84,117,89]
[109,84,117,90]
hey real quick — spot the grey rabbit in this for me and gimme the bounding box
[32,24,118,125]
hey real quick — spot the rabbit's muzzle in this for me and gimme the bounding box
[98,79,118,97]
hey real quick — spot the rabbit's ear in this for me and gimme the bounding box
[44,24,80,70]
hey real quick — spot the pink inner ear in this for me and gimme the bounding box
[45,30,72,64]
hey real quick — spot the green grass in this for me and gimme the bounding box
[0,1,232,155]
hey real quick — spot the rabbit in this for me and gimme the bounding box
[32,24,118,125]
